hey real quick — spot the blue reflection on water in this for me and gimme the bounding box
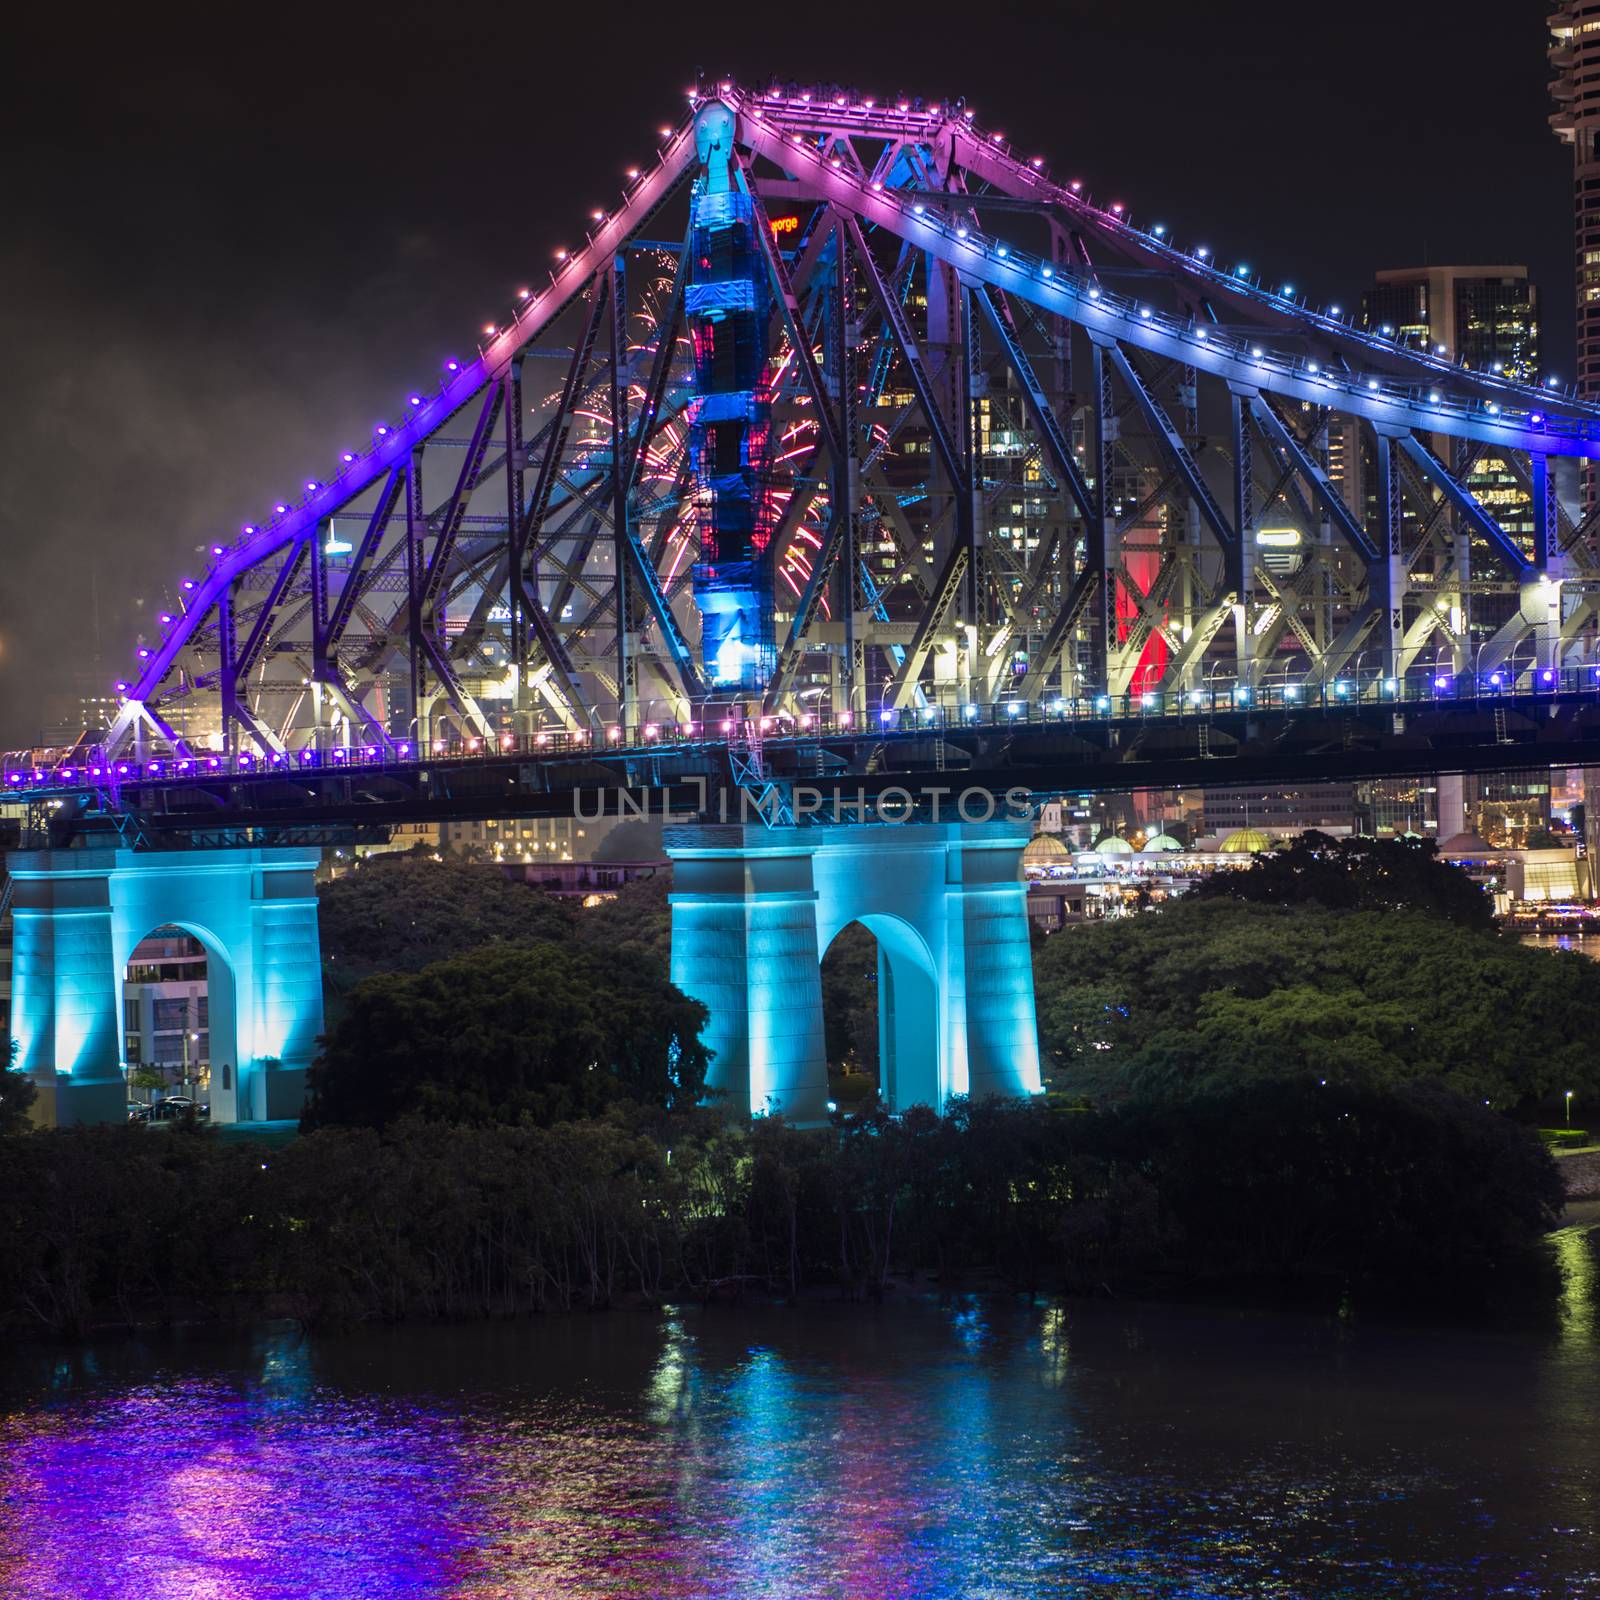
[0,1288,1595,1599]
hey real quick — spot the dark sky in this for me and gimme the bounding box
[0,0,1569,746]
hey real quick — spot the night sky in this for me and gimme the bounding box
[0,0,1568,746]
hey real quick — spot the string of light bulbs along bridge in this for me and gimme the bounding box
[106,78,1600,732]
[18,667,1600,797]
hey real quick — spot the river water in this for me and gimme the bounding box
[0,1231,1596,1599]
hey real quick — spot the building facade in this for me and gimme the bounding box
[1552,4,1600,409]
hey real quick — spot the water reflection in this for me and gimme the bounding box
[0,1292,1596,1598]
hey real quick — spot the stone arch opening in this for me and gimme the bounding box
[120,919,240,1122]
[819,912,940,1114]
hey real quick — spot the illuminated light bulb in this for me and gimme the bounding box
[516,287,531,299]
[956,225,969,238]
[243,524,257,535]
[1152,222,1166,235]
[991,131,1003,143]
[482,324,496,337]
[1110,202,1124,214]
[1251,346,1264,358]
[376,425,389,436]
[1195,327,1208,340]
[1367,379,1380,391]
[1041,264,1053,278]
[996,245,1008,258]
[1282,283,1294,295]
[1381,323,1393,335]
[1429,389,1441,402]
[870,179,883,190]
[1087,286,1101,299]
[183,579,195,590]
[341,451,355,462]
[591,210,604,221]
[1235,263,1250,277]
[1196,245,1210,258]
[1487,402,1500,413]
[1435,343,1446,355]
[1031,156,1043,168]
[659,127,672,138]
[116,680,128,692]
[274,504,287,514]
[1329,303,1341,315]
[830,157,841,167]
[445,360,458,373]
[305,480,318,490]
[555,248,568,260]
[138,648,150,658]
[212,544,224,554]
[409,395,422,406]
[1070,179,1082,192]
[1308,362,1320,373]
[1548,376,1560,387]
[625,168,638,180]
[1138,305,1151,319]
[912,202,926,214]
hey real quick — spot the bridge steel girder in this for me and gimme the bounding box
[97,83,1600,774]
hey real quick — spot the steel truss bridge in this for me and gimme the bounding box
[22,79,1600,836]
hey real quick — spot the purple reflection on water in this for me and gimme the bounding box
[0,1381,470,1598]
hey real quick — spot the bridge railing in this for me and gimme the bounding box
[9,665,1600,795]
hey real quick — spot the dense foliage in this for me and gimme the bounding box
[1034,895,1600,1111]
[0,1088,1561,1335]
[318,855,575,990]
[1191,830,1494,929]
[302,942,711,1129]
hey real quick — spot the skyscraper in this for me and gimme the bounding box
[1362,266,1539,380]
[1550,4,1600,404]
[1360,267,1540,550]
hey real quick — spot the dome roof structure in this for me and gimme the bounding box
[1021,832,1073,868]
[1093,833,1135,856]
[1142,832,1183,853]
[1220,827,1272,855]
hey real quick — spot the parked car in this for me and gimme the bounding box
[126,1101,151,1124]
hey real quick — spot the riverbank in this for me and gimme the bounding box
[0,1084,1566,1338]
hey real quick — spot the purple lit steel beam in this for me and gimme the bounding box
[108,134,698,755]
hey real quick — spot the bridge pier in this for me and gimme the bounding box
[665,821,1042,1120]
[7,847,323,1126]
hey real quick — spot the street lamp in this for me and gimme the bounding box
[1566,1089,1575,1127]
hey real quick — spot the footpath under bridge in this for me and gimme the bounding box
[86,79,1600,780]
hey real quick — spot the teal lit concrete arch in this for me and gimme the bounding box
[666,821,1041,1120]
[8,847,323,1126]
[121,917,241,1120]
[820,913,940,1112]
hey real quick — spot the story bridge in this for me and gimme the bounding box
[10,79,1600,1127]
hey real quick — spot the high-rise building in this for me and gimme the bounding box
[1362,267,1539,380]
[1361,267,1540,550]
[1551,5,1600,403]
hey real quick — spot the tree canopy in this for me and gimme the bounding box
[302,940,710,1130]
[1190,830,1494,928]
[318,855,575,989]
[1034,895,1600,1111]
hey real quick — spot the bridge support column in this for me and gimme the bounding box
[7,847,324,1127]
[665,820,1041,1120]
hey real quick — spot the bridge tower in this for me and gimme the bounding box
[687,101,777,694]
